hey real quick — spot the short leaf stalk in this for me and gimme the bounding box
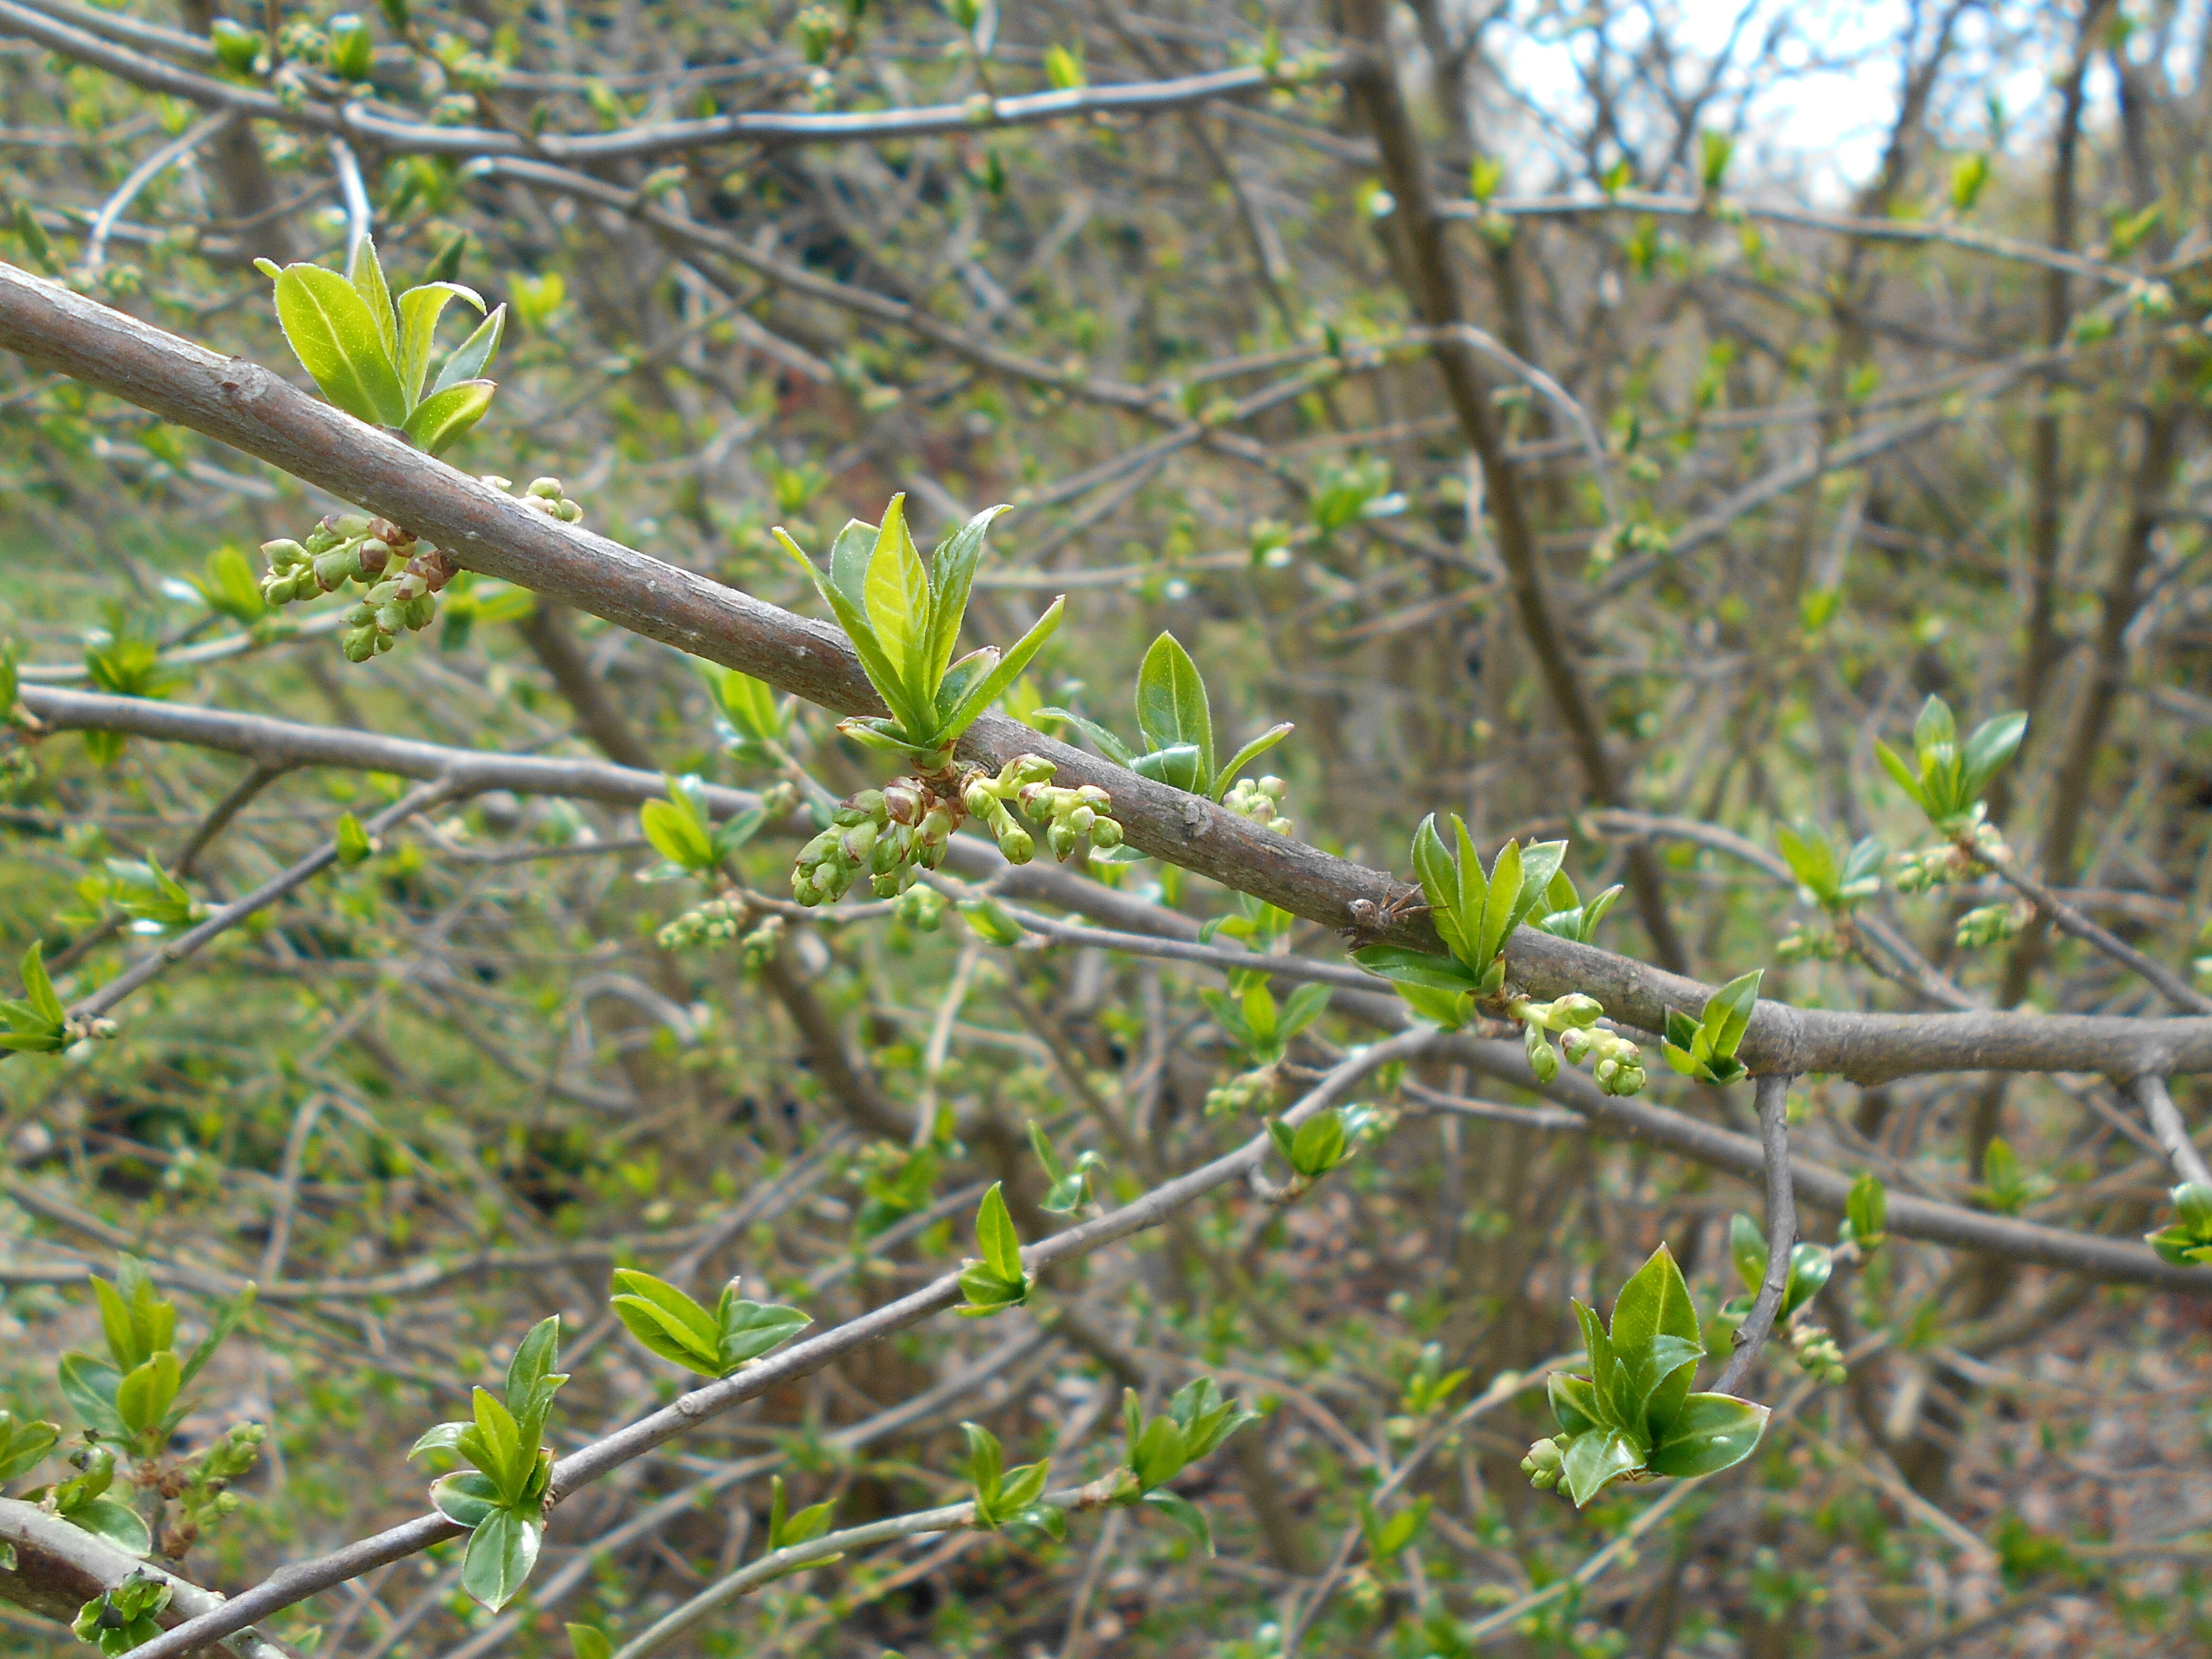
[1519,1245,1768,1507]
[779,496,1123,903]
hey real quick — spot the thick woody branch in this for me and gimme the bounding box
[0,1,1306,162]
[1714,1072,1798,1395]
[0,1497,293,1659]
[5,278,2212,1082]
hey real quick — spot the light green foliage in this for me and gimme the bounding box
[1721,1213,1834,1328]
[1263,1103,1386,1184]
[1522,1246,1768,1506]
[956,1183,1028,1315]
[1354,819,1565,997]
[779,497,1051,766]
[1875,695,2025,835]
[1027,1120,1105,1213]
[636,775,764,880]
[1200,979,1331,1068]
[259,238,504,448]
[57,1260,254,1460]
[1661,969,1763,1085]
[2146,1182,2212,1266]
[1843,1172,1889,1253]
[608,1271,810,1377]
[1,943,80,1053]
[962,1420,1053,1530]
[1970,1138,2054,1215]
[72,1573,172,1657]
[409,1317,567,1609]
[1035,630,1293,804]
[1115,1378,1263,1553]
[251,241,559,662]
[0,1409,60,1486]
[1533,866,1624,946]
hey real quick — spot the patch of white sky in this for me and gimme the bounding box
[1451,1,2202,205]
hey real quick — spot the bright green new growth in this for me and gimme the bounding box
[963,1420,1054,1531]
[1875,694,2026,834]
[608,1270,810,1377]
[1355,819,1565,998]
[1721,1213,1833,1326]
[58,1259,255,1462]
[1263,1103,1385,1185]
[1521,1245,1768,1507]
[257,236,505,454]
[635,774,766,881]
[1200,979,1332,1068]
[1354,824,1644,1093]
[0,942,85,1053]
[73,1573,172,1658]
[956,1182,1029,1315]
[0,1409,59,1487]
[1116,1378,1265,1554]
[409,1316,568,1611]
[1036,630,1294,804]
[1661,968,1764,1085]
[2147,1181,2212,1266]
[778,495,1055,768]
[1028,1120,1105,1213]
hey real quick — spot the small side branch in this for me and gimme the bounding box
[2130,1073,2211,1187]
[1980,846,2212,1015]
[1715,1072,1797,1396]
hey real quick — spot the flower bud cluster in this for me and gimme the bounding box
[260,482,580,663]
[1789,1322,1847,1385]
[1953,902,2024,950]
[1205,1064,1279,1119]
[1890,819,2007,893]
[1223,775,1292,836]
[1511,993,1644,1095]
[795,779,959,904]
[793,756,1124,908]
[1521,1437,1563,1490]
[261,513,455,661]
[656,896,747,952]
[1776,921,1847,965]
[893,885,946,932]
[1565,1025,1647,1095]
[1007,775,1123,862]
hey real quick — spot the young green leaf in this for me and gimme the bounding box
[862,494,934,712]
[396,280,487,402]
[714,1288,811,1367]
[975,1182,1022,1282]
[610,1269,723,1375]
[1646,1392,1769,1478]
[431,303,506,395]
[271,263,410,426]
[923,504,1010,689]
[1211,724,1293,800]
[347,235,400,370]
[0,1410,60,1485]
[403,378,496,456]
[1135,633,1214,788]
[460,1504,541,1611]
